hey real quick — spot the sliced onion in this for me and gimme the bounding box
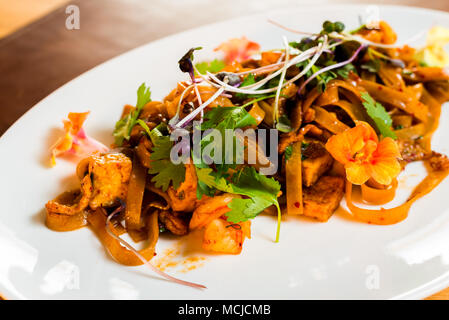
[106,209,206,289]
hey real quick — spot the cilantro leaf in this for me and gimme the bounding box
[201,106,257,131]
[227,197,273,222]
[195,167,234,193]
[113,83,152,146]
[361,92,397,139]
[148,135,186,191]
[197,107,257,176]
[336,63,356,78]
[226,167,281,223]
[148,159,186,191]
[196,166,280,223]
[195,59,226,74]
[231,167,280,204]
[235,74,257,100]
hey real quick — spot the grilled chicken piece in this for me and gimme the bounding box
[158,211,189,236]
[302,141,333,187]
[83,153,132,209]
[303,176,344,222]
[46,153,132,215]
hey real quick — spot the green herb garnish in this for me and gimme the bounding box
[113,83,152,146]
[361,92,397,139]
[195,59,226,75]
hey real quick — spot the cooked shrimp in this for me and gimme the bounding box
[202,218,251,254]
[189,194,238,230]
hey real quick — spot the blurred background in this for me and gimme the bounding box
[0,0,448,300]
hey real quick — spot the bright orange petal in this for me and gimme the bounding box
[325,122,378,164]
[345,162,371,185]
[368,159,401,186]
[325,133,352,164]
[68,112,89,134]
[373,137,401,159]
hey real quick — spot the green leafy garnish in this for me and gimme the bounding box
[235,74,257,100]
[349,24,366,34]
[196,166,281,225]
[113,83,152,146]
[196,106,257,176]
[336,63,356,78]
[147,135,186,191]
[361,92,397,139]
[201,106,257,131]
[195,59,226,75]
[361,59,381,73]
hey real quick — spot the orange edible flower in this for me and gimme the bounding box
[325,122,401,185]
[215,36,260,64]
[50,112,108,166]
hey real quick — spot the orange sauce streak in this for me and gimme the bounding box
[154,241,206,273]
[346,164,449,225]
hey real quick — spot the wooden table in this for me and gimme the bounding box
[0,0,448,300]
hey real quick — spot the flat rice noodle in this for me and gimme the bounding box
[286,141,303,215]
[392,115,413,128]
[248,102,266,126]
[361,179,398,205]
[345,162,449,225]
[235,130,274,172]
[394,123,426,140]
[325,100,370,123]
[258,100,275,126]
[46,211,88,232]
[421,88,442,135]
[46,190,89,231]
[136,136,152,168]
[403,67,449,83]
[425,81,449,104]
[405,83,423,101]
[45,175,92,216]
[419,88,443,151]
[125,153,147,230]
[146,183,172,209]
[313,106,349,134]
[360,80,429,122]
[290,100,302,130]
[302,87,321,114]
[315,86,339,107]
[302,80,362,113]
[377,63,406,91]
[360,70,376,82]
[88,208,159,266]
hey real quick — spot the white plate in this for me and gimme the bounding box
[2,4,449,300]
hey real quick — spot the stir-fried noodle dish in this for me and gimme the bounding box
[46,20,449,288]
